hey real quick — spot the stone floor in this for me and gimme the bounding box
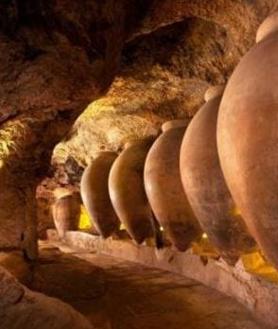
[14,241,264,329]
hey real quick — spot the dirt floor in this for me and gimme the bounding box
[25,241,265,329]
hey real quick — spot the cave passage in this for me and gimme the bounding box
[1,1,278,329]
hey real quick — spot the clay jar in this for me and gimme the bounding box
[180,86,255,264]
[80,152,120,238]
[109,138,154,244]
[52,192,80,239]
[144,119,201,251]
[217,12,278,268]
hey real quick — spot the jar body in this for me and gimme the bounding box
[217,35,278,267]
[81,152,120,238]
[109,139,154,244]
[181,97,255,264]
[144,126,201,251]
[52,194,80,238]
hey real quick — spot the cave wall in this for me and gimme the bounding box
[53,0,278,167]
[53,17,236,166]
[0,0,151,257]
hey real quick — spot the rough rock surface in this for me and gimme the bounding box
[48,230,278,328]
[0,265,93,329]
[53,18,232,166]
[29,240,266,329]
[0,0,155,256]
[53,1,278,168]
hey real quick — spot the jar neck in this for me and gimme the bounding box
[161,119,188,132]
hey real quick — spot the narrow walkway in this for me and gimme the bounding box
[28,242,265,329]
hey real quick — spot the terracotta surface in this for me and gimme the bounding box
[109,138,155,244]
[204,85,226,102]
[180,87,255,264]
[256,11,278,42]
[217,12,278,269]
[52,194,80,239]
[144,120,201,251]
[81,152,120,238]
[161,119,189,132]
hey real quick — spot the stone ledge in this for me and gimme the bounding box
[47,229,278,329]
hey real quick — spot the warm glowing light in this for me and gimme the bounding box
[202,233,208,239]
[241,251,278,283]
[120,223,126,230]
[79,205,92,230]
[191,238,219,259]
[230,206,241,216]
[159,226,164,232]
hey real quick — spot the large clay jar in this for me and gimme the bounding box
[52,192,80,239]
[217,12,278,268]
[80,152,120,238]
[180,86,255,264]
[109,138,154,244]
[144,119,202,251]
